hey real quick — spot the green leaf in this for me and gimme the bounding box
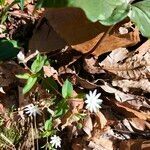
[44,118,52,131]
[23,76,37,94]
[69,0,115,21]
[31,54,47,73]
[19,0,24,10]
[54,99,68,118]
[0,39,20,61]
[129,0,150,37]
[62,79,73,99]
[16,73,30,79]
[107,0,127,6]
[35,0,44,9]
[0,0,5,5]
[41,0,126,22]
[100,3,129,25]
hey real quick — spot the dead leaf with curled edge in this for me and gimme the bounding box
[100,40,150,80]
[95,111,107,129]
[112,79,150,93]
[100,82,135,102]
[83,57,105,74]
[83,115,93,137]
[29,8,140,56]
[128,118,150,131]
[115,102,150,121]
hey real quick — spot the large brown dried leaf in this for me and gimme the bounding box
[29,8,140,56]
[95,111,107,129]
[100,40,150,80]
[112,79,150,93]
[115,103,150,121]
[83,115,93,137]
[129,118,150,131]
[119,140,150,150]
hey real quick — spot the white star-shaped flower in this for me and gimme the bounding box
[85,90,103,113]
[50,135,61,149]
[24,104,41,117]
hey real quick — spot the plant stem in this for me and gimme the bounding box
[34,115,39,150]
[83,25,114,58]
[31,116,35,150]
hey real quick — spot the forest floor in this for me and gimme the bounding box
[0,1,150,150]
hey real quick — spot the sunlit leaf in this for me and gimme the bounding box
[62,79,73,99]
[31,54,47,73]
[19,0,24,10]
[23,76,37,94]
[44,118,52,131]
[16,73,30,80]
[129,0,150,37]
[100,3,129,25]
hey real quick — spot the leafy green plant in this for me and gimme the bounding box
[41,118,54,138]
[16,54,47,94]
[54,79,73,118]
[38,0,150,38]
[62,79,73,99]
[0,0,25,23]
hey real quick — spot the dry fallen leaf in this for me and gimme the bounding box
[100,82,135,102]
[119,140,150,150]
[96,111,107,129]
[112,79,150,93]
[89,137,113,150]
[68,98,84,113]
[29,8,140,56]
[128,118,149,131]
[115,102,150,120]
[100,40,150,80]
[83,115,93,137]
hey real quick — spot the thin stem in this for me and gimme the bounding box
[31,116,35,150]
[83,25,114,58]
[34,115,39,150]
[41,76,62,97]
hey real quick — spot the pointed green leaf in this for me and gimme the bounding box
[44,118,52,131]
[62,79,73,99]
[31,54,47,73]
[16,73,30,79]
[20,0,24,10]
[40,0,127,22]
[23,76,37,94]
[100,3,129,25]
[129,0,150,37]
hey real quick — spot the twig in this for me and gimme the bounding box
[23,50,39,63]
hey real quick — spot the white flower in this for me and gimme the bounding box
[85,90,103,113]
[17,51,25,62]
[50,135,61,149]
[24,104,41,117]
